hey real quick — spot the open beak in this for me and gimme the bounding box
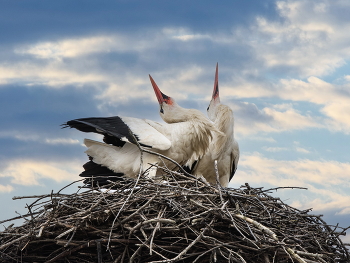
[212,63,220,102]
[149,75,171,105]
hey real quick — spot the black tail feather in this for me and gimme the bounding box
[80,160,125,188]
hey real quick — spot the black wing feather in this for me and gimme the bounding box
[229,154,238,181]
[183,160,198,174]
[229,163,236,181]
[63,116,136,146]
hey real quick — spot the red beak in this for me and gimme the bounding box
[149,75,171,105]
[212,63,220,101]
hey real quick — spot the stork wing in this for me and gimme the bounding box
[229,140,240,181]
[63,116,171,151]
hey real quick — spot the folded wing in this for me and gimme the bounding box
[63,116,172,151]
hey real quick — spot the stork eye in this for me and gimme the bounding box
[207,106,210,111]
[160,106,164,114]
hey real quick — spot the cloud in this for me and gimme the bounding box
[245,136,277,143]
[278,77,347,105]
[2,34,151,90]
[240,0,350,77]
[1,0,350,138]
[277,77,350,133]
[337,207,350,215]
[299,186,350,214]
[231,101,321,136]
[322,102,350,132]
[0,160,83,186]
[263,146,287,152]
[234,153,350,213]
[14,29,214,62]
[223,74,350,135]
[0,184,14,193]
[163,28,210,42]
[2,32,218,103]
[261,142,310,154]
[295,147,310,154]
[44,138,81,145]
[15,36,119,60]
[0,62,107,87]
[0,131,81,145]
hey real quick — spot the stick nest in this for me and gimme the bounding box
[1,172,349,263]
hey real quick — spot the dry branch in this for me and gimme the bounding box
[0,170,349,263]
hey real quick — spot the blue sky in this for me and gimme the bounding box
[1,0,349,240]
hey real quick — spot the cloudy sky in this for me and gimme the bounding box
[1,0,349,240]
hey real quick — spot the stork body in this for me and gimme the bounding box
[64,76,219,184]
[193,64,240,187]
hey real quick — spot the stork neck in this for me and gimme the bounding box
[214,104,234,135]
[161,104,198,123]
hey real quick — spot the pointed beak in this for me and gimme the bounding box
[149,75,171,105]
[212,63,220,102]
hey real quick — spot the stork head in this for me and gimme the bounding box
[149,75,182,123]
[207,63,221,121]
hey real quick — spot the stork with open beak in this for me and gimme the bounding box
[193,64,240,187]
[63,75,221,185]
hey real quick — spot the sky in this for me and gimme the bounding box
[0,0,349,242]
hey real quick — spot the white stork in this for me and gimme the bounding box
[193,64,240,187]
[64,75,222,185]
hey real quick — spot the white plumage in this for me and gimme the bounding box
[65,75,222,180]
[193,64,240,187]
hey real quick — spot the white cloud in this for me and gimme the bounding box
[322,102,350,132]
[337,207,350,215]
[278,77,343,105]
[263,106,319,130]
[263,146,287,152]
[163,28,210,41]
[231,101,321,135]
[14,29,212,62]
[0,62,106,87]
[1,2,350,137]
[277,77,350,133]
[44,138,80,145]
[223,74,350,134]
[0,184,14,193]
[293,141,310,153]
[245,136,277,143]
[96,66,204,104]
[295,147,310,154]
[0,131,81,145]
[0,160,83,186]
[2,32,211,102]
[15,35,135,60]
[241,0,350,77]
[233,153,350,213]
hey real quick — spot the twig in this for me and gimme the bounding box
[234,214,278,241]
[0,233,31,250]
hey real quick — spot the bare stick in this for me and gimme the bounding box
[0,234,30,250]
[285,247,307,263]
[234,214,278,241]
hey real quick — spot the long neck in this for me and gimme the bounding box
[162,104,205,124]
[187,112,217,160]
[214,104,234,136]
[212,104,234,156]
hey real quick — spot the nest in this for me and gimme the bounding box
[0,170,349,263]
